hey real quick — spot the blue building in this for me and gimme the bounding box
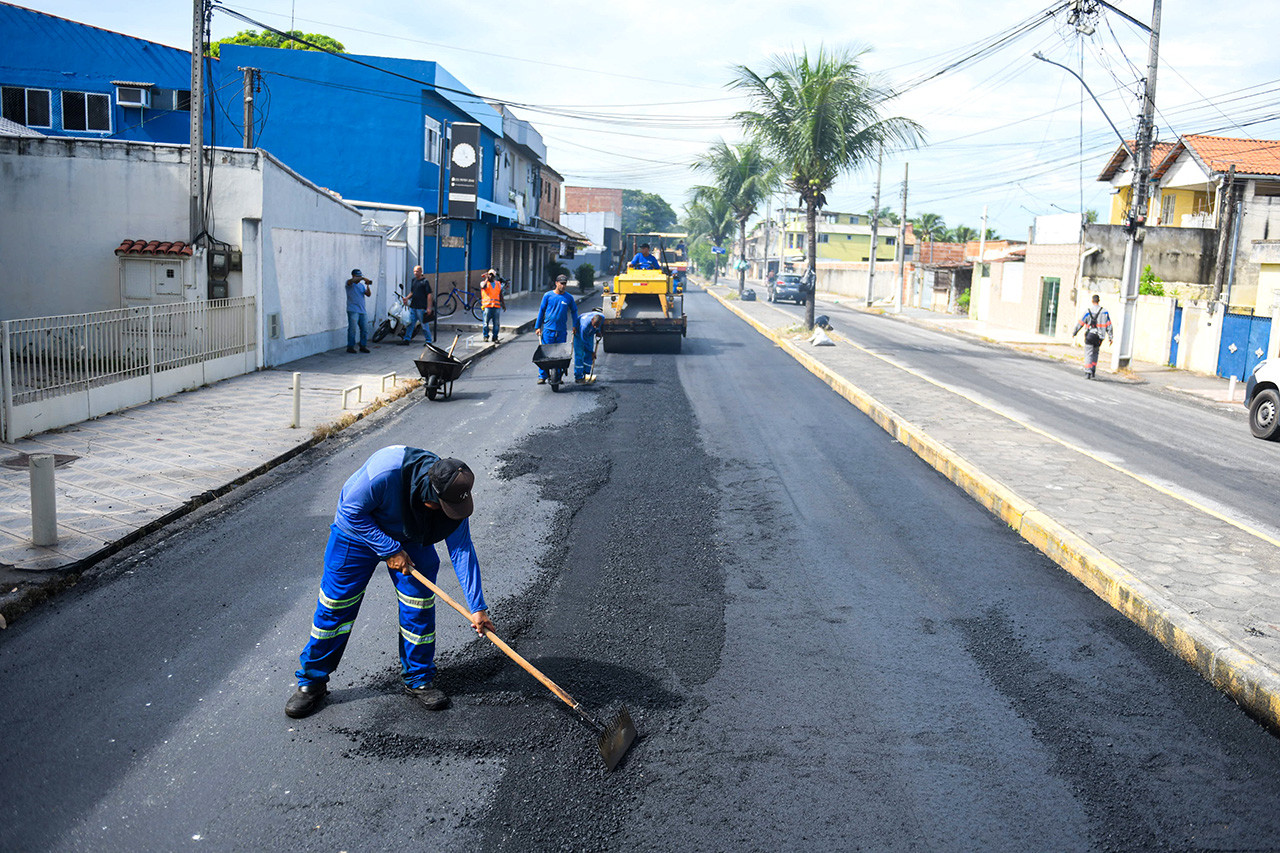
[0,2,195,143]
[213,45,562,290]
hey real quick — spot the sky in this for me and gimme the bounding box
[17,0,1280,239]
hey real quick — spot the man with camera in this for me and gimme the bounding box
[480,269,506,343]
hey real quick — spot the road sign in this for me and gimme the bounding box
[712,247,726,254]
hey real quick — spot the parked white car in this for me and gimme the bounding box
[1245,359,1280,440]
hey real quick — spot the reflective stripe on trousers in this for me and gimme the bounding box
[296,526,442,688]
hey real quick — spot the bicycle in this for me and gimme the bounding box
[436,285,484,322]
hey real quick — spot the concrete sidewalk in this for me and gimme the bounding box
[705,282,1280,731]
[0,288,591,621]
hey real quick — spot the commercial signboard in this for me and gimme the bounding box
[448,122,481,220]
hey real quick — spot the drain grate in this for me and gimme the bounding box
[1,452,80,470]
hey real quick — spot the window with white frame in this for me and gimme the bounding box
[2,86,51,128]
[1160,193,1175,224]
[423,115,441,163]
[62,91,111,132]
[151,88,191,111]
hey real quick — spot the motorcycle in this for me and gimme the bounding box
[371,287,412,343]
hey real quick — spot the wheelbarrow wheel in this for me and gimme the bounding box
[549,367,563,392]
[425,374,441,400]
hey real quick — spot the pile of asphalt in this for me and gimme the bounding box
[333,363,726,850]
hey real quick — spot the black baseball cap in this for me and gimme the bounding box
[429,458,474,520]
[555,274,568,282]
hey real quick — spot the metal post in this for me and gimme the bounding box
[29,454,57,547]
[1114,0,1162,369]
[240,66,257,149]
[433,124,448,342]
[0,321,13,444]
[291,371,301,428]
[895,163,908,313]
[975,204,988,318]
[189,0,207,244]
[867,144,883,307]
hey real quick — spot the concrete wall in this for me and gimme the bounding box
[0,136,381,366]
[1079,222,1216,286]
[564,186,623,218]
[813,265,902,304]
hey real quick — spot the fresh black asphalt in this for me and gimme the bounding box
[2,290,1280,851]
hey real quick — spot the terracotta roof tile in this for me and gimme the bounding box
[1169,134,1280,179]
[115,239,194,257]
[1097,140,1176,182]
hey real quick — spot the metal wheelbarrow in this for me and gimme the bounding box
[532,342,573,392]
[414,341,467,400]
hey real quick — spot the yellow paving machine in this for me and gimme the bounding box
[601,233,688,353]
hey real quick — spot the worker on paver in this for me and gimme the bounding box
[1072,294,1113,379]
[629,243,662,270]
[285,446,495,719]
[480,269,506,344]
[533,274,580,385]
[574,311,604,384]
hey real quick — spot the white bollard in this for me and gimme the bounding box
[1229,375,1238,402]
[291,372,302,428]
[29,454,57,546]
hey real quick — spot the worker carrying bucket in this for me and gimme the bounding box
[285,446,494,719]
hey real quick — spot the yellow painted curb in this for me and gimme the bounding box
[703,284,1280,732]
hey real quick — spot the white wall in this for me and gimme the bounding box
[0,137,379,366]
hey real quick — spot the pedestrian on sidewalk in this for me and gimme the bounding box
[285,446,495,719]
[534,274,580,384]
[399,265,434,346]
[345,269,373,353]
[480,269,506,343]
[574,311,604,383]
[1072,294,1113,379]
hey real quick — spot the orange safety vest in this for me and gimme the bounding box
[480,280,504,309]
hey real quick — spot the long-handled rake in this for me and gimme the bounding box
[409,568,638,771]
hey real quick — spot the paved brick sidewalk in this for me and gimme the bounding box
[0,289,588,606]
[706,283,1280,730]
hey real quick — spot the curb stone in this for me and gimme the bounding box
[703,283,1280,733]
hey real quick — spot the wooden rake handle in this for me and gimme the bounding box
[407,567,586,718]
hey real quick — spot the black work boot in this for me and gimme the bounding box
[285,683,327,718]
[405,682,449,711]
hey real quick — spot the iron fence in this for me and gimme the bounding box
[1,297,255,408]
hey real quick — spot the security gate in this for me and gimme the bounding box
[1038,277,1060,336]
[1217,308,1272,379]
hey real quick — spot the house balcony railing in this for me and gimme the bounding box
[1,297,256,442]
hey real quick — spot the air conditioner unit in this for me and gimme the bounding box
[115,85,150,108]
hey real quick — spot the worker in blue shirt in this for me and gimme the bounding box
[285,446,496,719]
[534,274,580,384]
[574,311,604,383]
[629,243,663,270]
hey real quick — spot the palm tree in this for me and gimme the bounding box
[911,212,946,263]
[733,47,921,328]
[948,224,978,243]
[693,140,779,295]
[867,206,899,226]
[683,190,735,284]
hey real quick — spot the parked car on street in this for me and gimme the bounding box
[1246,358,1280,440]
[768,273,804,304]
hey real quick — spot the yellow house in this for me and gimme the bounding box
[778,209,902,265]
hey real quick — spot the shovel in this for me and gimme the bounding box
[446,334,460,358]
[408,567,638,771]
[584,336,601,384]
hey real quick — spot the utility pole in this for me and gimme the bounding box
[762,196,771,283]
[239,66,258,149]
[1113,0,1162,371]
[975,204,988,316]
[189,0,207,244]
[895,163,908,313]
[867,144,883,307]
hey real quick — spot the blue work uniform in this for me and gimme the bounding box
[345,278,370,349]
[630,252,661,270]
[295,446,487,690]
[574,311,604,379]
[535,290,580,379]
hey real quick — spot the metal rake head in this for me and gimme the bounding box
[597,705,638,772]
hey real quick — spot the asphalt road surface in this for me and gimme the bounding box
[3,290,1280,852]
[768,294,1280,541]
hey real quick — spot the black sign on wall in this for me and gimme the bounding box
[448,122,481,220]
